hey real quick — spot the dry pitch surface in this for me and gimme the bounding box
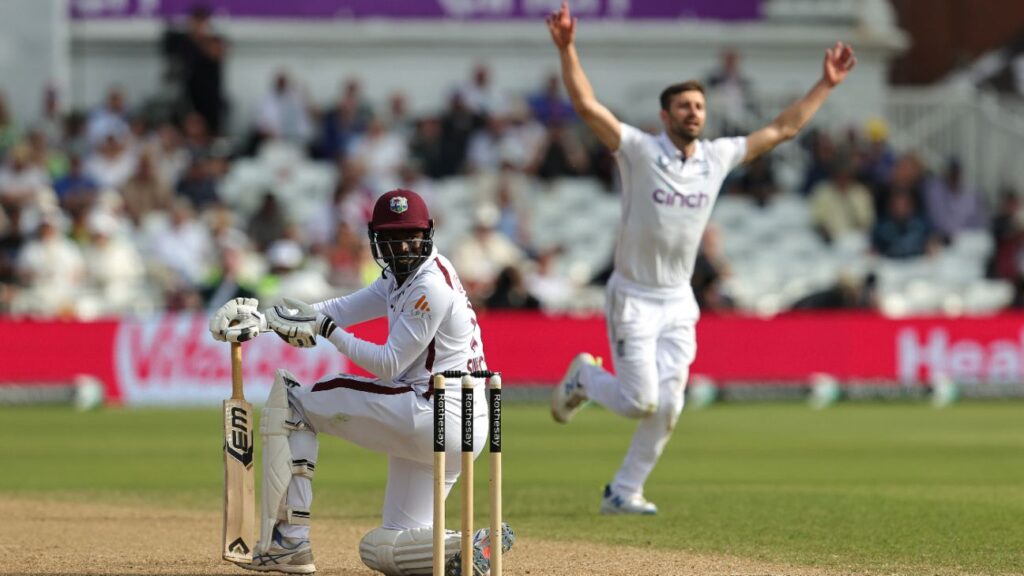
[3,498,857,576]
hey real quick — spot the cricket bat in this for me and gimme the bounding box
[222,341,256,563]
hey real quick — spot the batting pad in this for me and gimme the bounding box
[256,369,300,554]
[359,526,460,576]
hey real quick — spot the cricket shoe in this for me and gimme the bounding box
[551,353,598,423]
[444,521,516,576]
[236,530,316,574]
[599,484,658,516]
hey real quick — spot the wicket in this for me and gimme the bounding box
[432,370,502,576]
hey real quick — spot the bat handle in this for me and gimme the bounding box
[231,342,244,400]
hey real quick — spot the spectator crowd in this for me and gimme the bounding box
[0,17,1018,319]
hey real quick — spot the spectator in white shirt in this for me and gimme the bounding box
[0,143,50,209]
[147,198,214,288]
[84,131,138,192]
[14,213,85,315]
[347,117,408,191]
[457,63,505,118]
[82,210,145,313]
[86,87,131,148]
[255,71,314,146]
[467,115,529,173]
[452,203,525,301]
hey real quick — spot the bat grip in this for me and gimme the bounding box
[231,342,244,400]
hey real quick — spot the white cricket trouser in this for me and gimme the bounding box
[579,274,697,498]
[277,374,487,539]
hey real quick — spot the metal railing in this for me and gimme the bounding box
[886,88,1024,198]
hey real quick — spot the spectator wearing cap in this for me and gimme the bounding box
[452,203,525,302]
[260,238,332,307]
[857,117,896,191]
[82,210,145,314]
[923,157,987,243]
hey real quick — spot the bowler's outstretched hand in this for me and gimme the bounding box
[823,41,856,87]
[546,1,576,50]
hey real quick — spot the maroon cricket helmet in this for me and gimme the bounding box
[369,189,432,231]
[367,189,434,276]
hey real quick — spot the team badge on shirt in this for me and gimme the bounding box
[390,196,409,213]
[410,294,431,318]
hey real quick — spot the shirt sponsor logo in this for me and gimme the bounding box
[652,188,709,208]
[410,294,432,318]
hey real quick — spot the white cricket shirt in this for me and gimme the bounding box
[314,249,486,395]
[613,123,746,295]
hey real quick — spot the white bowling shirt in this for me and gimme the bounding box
[613,122,746,294]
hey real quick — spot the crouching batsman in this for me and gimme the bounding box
[210,189,514,575]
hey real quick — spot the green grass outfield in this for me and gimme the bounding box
[3,401,1023,574]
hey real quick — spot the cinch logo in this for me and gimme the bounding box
[652,188,709,208]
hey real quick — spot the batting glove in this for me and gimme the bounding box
[209,297,268,343]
